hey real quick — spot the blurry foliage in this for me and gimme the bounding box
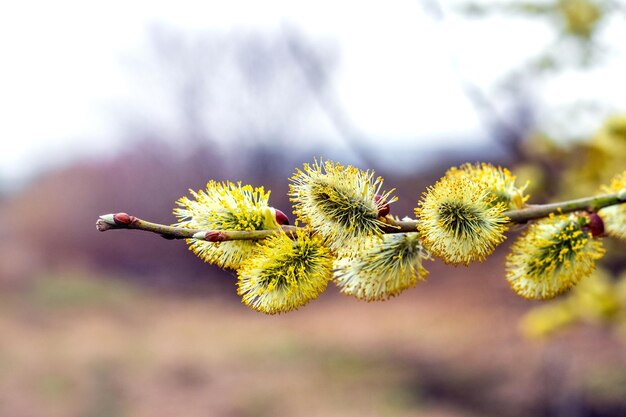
[457,0,624,69]
[521,267,626,338]
[558,114,626,197]
[454,1,626,339]
[516,114,626,199]
[461,0,607,38]
[450,0,626,161]
[517,115,626,339]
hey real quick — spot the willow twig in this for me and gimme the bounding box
[96,213,298,241]
[503,192,626,223]
[96,190,626,241]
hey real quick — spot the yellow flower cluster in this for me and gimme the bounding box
[289,160,396,251]
[168,158,624,315]
[174,181,280,269]
[506,213,605,299]
[334,233,429,301]
[558,0,603,39]
[417,174,509,265]
[237,230,334,314]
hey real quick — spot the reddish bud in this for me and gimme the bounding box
[585,212,605,237]
[375,194,390,217]
[113,212,133,225]
[274,209,290,225]
[205,231,228,242]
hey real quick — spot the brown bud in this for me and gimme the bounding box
[585,212,605,237]
[113,213,133,225]
[205,231,228,242]
[274,209,290,225]
[375,194,390,217]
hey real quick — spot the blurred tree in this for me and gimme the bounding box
[119,26,345,172]
[444,0,626,341]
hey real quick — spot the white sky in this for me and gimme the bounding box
[1,0,625,185]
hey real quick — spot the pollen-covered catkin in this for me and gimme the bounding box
[416,175,509,265]
[289,160,396,251]
[506,213,605,300]
[237,230,335,314]
[174,181,280,269]
[334,233,429,301]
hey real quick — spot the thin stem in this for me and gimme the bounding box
[503,193,625,223]
[96,213,298,241]
[384,191,626,231]
[96,191,625,241]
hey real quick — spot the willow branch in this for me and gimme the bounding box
[503,192,626,223]
[96,190,626,241]
[96,213,298,241]
[383,191,626,231]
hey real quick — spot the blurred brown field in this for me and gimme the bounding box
[0,143,624,417]
[1,257,625,417]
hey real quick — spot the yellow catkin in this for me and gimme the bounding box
[416,175,509,265]
[237,230,334,314]
[174,181,280,269]
[334,233,429,301]
[506,213,605,300]
[289,159,396,251]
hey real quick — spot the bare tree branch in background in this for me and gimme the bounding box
[420,0,566,197]
[282,25,381,170]
[148,28,220,146]
[125,26,351,176]
[419,0,536,160]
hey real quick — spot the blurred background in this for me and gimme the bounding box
[1,0,626,416]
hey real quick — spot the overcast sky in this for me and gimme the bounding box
[1,0,625,185]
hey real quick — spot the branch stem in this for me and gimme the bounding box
[503,192,625,223]
[96,213,297,241]
[96,191,625,241]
